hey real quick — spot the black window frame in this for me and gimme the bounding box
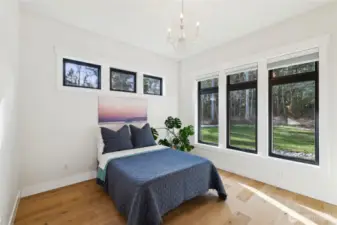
[143,75,163,96]
[268,61,319,165]
[63,58,101,90]
[110,67,137,93]
[198,79,219,146]
[226,73,258,154]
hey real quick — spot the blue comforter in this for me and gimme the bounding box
[103,148,227,225]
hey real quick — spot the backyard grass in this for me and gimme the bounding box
[200,124,314,153]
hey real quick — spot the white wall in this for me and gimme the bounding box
[19,9,179,195]
[180,2,337,205]
[0,0,20,224]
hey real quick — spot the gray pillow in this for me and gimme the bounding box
[130,123,156,148]
[100,125,133,154]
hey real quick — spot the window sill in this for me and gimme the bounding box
[268,154,320,168]
[227,145,257,154]
[195,143,260,157]
[194,143,321,169]
[195,143,221,152]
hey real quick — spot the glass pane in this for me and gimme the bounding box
[229,70,257,84]
[110,70,135,92]
[272,62,316,77]
[144,76,162,95]
[271,81,316,161]
[64,61,100,89]
[200,78,218,89]
[228,89,257,151]
[199,93,218,144]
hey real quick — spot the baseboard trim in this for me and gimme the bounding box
[21,171,97,197]
[8,191,21,225]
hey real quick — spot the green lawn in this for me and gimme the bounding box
[200,124,314,153]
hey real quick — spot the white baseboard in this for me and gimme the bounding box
[21,171,97,197]
[8,191,21,225]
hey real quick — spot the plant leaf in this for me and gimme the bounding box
[151,127,159,140]
[158,138,171,147]
[174,118,182,129]
[165,116,175,129]
[172,137,180,145]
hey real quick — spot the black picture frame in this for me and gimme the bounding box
[143,75,163,96]
[268,62,319,165]
[110,68,137,93]
[63,58,101,90]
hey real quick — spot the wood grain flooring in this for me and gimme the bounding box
[15,170,337,225]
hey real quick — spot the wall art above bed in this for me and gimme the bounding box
[98,96,147,124]
[63,58,101,90]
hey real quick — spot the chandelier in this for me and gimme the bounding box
[167,0,200,50]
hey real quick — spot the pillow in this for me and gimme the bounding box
[97,127,104,157]
[129,123,156,148]
[100,125,133,154]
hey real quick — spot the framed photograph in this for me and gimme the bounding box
[143,75,163,96]
[98,96,147,124]
[110,68,137,93]
[63,58,101,89]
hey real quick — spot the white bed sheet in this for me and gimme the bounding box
[98,145,168,170]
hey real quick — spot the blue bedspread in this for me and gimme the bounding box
[103,148,227,225]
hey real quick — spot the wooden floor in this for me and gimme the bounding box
[15,170,337,225]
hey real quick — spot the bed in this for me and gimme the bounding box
[97,145,227,225]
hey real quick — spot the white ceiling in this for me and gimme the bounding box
[21,0,334,60]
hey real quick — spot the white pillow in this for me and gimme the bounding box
[97,127,104,159]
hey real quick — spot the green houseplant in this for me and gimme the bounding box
[152,116,194,152]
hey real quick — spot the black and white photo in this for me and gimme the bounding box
[143,75,163,96]
[63,58,101,89]
[110,68,136,93]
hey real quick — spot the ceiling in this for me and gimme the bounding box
[21,0,334,60]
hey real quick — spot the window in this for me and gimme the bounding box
[227,66,257,153]
[143,75,163,96]
[63,58,101,90]
[269,59,319,164]
[110,68,137,93]
[198,78,219,145]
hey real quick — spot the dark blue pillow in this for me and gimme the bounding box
[129,123,156,148]
[100,125,133,154]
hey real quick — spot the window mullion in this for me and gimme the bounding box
[257,61,269,157]
[228,81,257,91]
[199,87,219,94]
[218,72,226,149]
[270,72,316,86]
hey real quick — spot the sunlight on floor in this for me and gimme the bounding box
[299,204,337,224]
[239,183,318,225]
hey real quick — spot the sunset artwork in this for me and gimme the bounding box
[98,96,147,124]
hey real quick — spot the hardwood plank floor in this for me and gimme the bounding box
[15,170,337,225]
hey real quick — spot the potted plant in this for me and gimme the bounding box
[152,116,194,152]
